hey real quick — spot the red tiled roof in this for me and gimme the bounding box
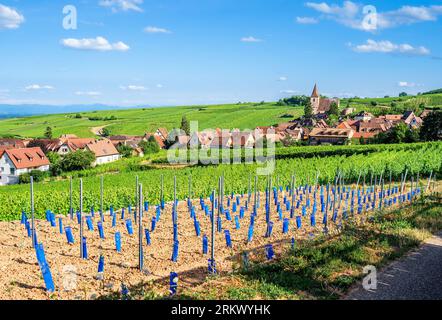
[3,147,50,169]
[311,84,319,98]
[0,138,27,148]
[156,128,169,140]
[309,128,354,139]
[86,139,119,157]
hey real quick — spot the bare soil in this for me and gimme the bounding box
[0,183,433,300]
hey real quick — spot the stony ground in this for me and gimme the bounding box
[0,183,432,300]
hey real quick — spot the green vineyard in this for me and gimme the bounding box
[1,142,441,221]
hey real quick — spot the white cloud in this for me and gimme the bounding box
[144,26,172,34]
[352,39,430,56]
[120,85,147,91]
[296,16,319,24]
[399,81,415,87]
[305,2,442,31]
[280,90,297,94]
[0,4,24,29]
[241,36,263,43]
[377,5,442,29]
[99,0,143,13]
[398,81,424,88]
[156,84,163,88]
[278,76,288,81]
[61,37,130,52]
[306,1,359,16]
[75,91,102,96]
[25,84,55,91]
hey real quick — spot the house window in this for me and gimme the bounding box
[10,168,15,175]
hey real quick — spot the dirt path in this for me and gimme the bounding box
[344,231,442,300]
[90,126,107,136]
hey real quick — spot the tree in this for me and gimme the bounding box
[304,100,313,118]
[117,144,133,158]
[47,151,62,176]
[27,139,49,154]
[390,123,408,143]
[44,126,53,139]
[101,127,112,137]
[139,136,160,155]
[75,113,82,119]
[370,101,378,106]
[60,150,95,172]
[399,92,408,97]
[329,102,339,116]
[405,128,420,143]
[420,111,442,141]
[180,116,190,135]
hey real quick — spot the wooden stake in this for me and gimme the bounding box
[138,183,144,271]
[79,178,83,258]
[31,176,35,247]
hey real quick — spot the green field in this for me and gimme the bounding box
[0,103,303,138]
[1,93,441,139]
[1,142,440,220]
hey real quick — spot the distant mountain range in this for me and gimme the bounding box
[0,104,148,119]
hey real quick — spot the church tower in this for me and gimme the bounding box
[311,84,320,115]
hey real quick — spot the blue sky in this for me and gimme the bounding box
[0,0,441,107]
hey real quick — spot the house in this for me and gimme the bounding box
[289,117,329,129]
[337,119,389,140]
[283,128,303,141]
[210,131,232,149]
[354,111,374,122]
[0,138,28,149]
[187,130,216,149]
[255,126,281,143]
[309,128,354,145]
[341,107,356,116]
[109,135,142,146]
[402,111,423,128]
[132,147,144,158]
[310,84,340,115]
[0,147,50,185]
[379,114,403,123]
[231,130,255,149]
[85,139,121,166]
[40,138,97,155]
[143,133,166,149]
[154,128,169,149]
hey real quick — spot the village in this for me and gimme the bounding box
[0,84,433,186]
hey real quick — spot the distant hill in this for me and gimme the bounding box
[0,102,304,138]
[422,88,442,95]
[0,104,148,118]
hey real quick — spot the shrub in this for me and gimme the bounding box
[19,170,49,184]
[60,150,96,171]
[139,136,160,155]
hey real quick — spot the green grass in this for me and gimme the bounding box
[0,102,303,138]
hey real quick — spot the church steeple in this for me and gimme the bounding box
[311,84,319,98]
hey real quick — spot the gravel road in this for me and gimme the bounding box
[345,232,442,300]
